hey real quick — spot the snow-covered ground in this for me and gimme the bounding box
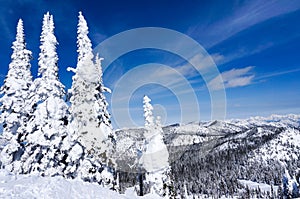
[238,179,278,193]
[248,127,300,163]
[0,169,161,199]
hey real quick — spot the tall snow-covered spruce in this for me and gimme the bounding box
[141,95,169,171]
[17,13,80,177]
[0,19,33,172]
[68,11,116,188]
[143,95,154,129]
[69,11,113,154]
[141,95,172,197]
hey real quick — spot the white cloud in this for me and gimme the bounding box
[226,75,254,88]
[257,67,300,80]
[215,42,274,66]
[156,53,224,80]
[180,53,224,75]
[208,66,254,90]
[189,0,300,48]
[133,52,225,96]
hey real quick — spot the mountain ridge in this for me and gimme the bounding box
[116,114,300,197]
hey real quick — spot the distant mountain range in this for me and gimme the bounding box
[116,114,300,198]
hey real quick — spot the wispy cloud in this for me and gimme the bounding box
[208,66,255,90]
[155,53,224,82]
[213,42,274,66]
[189,0,300,48]
[176,53,224,76]
[257,67,300,80]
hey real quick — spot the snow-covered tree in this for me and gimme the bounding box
[0,19,33,172]
[33,13,66,101]
[140,95,171,197]
[68,11,116,188]
[141,95,168,171]
[94,54,112,128]
[19,13,79,177]
[282,170,300,198]
[0,11,117,190]
[68,12,113,155]
[143,95,154,129]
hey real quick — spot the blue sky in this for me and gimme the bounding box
[0,0,299,128]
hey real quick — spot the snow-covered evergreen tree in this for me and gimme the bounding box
[141,95,169,171]
[94,54,112,129]
[19,13,80,177]
[34,13,66,101]
[282,170,300,198]
[68,12,113,155]
[143,95,154,130]
[140,95,171,197]
[0,10,117,190]
[68,11,116,188]
[0,19,33,172]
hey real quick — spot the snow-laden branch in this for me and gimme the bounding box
[102,86,111,93]
[67,67,76,73]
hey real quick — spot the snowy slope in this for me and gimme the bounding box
[161,114,300,147]
[164,114,300,198]
[248,127,300,163]
[239,179,279,193]
[0,169,161,199]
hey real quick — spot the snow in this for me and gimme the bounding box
[231,114,300,128]
[67,67,76,73]
[239,179,278,193]
[69,12,113,157]
[171,134,206,146]
[0,19,33,159]
[0,169,162,199]
[248,127,300,163]
[141,132,169,172]
[143,95,154,129]
[165,114,300,148]
[124,188,162,199]
[67,143,83,162]
[141,95,169,172]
